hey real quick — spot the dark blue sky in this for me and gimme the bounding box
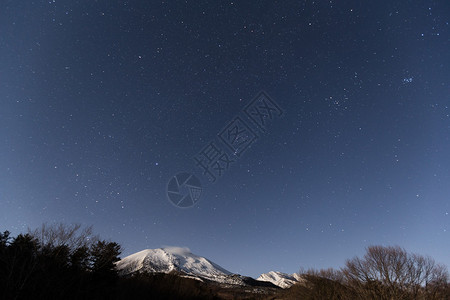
[1,0,449,278]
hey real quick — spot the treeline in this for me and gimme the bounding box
[1,224,449,299]
[0,224,121,299]
[0,224,218,300]
[280,245,450,300]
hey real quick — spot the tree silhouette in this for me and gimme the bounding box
[90,240,121,276]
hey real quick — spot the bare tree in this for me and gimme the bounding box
[303,267,345,283]
[342,245,449,300]
[28,223,99,255]
[293,267,355,299]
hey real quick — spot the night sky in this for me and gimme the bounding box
[1,1,449,278]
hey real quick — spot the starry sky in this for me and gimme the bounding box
[1,1,449,278]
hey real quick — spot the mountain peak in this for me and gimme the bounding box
[116,247,231,279]
[257,271,303,288]
[161,246,192,256]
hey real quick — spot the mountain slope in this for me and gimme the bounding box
[116,247,231,279]
[116,247,279,290]
[257,271,303,288]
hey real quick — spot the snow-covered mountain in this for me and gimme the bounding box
[116,247,231,280]
[116,247,282,289]
[257,271,303,288]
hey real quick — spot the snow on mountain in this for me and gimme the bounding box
[117,247,288,290]
[256,271,303,288]
[116,247,231,281]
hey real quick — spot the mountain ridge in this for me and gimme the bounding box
[116,247,231,278]
[116,247,303,288]
[116,247,281,289]
[256,271,303,288]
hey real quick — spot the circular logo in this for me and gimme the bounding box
[167,172,202,208]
